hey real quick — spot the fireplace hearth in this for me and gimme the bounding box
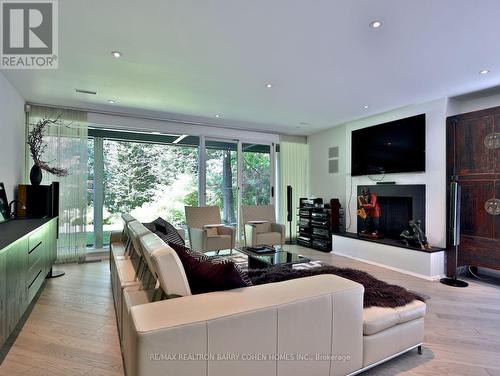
[357,184,425,240]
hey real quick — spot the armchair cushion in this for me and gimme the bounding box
[168,242,251,294]
[253,222,272,233]
[216,225,234,236]
[205,226,218,236]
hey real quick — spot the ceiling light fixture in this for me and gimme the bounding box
[173,135,188,144]
[479,69,490,75]
[215,114,220,118]
[151,131,161,135]
[75,88,97,95]
[266,83,273,88]
[107,100,115,104]
[369,20,383,29]
[363,105,369,109]
[111,51,122,58]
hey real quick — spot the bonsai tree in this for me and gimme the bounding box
[27,117,68,184]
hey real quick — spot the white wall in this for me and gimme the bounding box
[447,92,500,117]
[0,72,25,199]
[308,123,347,204]
[308,98,448,248]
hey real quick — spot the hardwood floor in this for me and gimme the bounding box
[0,261,123,376]
[293,246,500,376]
[0,247,499,376]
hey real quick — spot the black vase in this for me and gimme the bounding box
[30,164,43,185]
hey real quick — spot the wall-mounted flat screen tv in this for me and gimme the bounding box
[351,114,426,176]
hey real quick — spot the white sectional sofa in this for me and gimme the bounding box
[110,214,426,376]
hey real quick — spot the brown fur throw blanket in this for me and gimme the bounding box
[248,265,425,308]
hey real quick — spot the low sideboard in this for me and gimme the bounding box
[0,217,58,348]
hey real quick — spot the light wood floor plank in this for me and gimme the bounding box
[0,246,499,376]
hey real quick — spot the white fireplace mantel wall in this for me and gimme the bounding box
[332,235,445,280]
[308,98,448,278]
[309,98,448,249]
[345,99,448,248]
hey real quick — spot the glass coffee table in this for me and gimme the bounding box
[236,246,310,269]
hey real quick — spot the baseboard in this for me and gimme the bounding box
[333,251,444,281]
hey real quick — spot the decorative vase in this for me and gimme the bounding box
[30,164,43,185]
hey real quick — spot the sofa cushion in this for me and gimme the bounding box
[363,300,426,335]
[150,244,192,297]
[167,242,251,294]
[143,217,185,245]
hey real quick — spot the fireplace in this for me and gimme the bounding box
[357,184,425,240]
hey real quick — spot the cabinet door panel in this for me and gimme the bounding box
[455,116,494,174]
[494,115,500,173]
[0,251,6,347]
[5,238,28,335]
[496,181,500,240]
[459,180,495,238]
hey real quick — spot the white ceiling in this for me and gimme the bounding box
[3,0,500,135]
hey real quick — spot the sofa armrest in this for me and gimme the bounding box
[129,275,364,376]
[109,230,123,244]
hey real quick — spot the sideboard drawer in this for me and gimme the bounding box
[28,238,43,269]
[28,229,44,255]
[27,266,44,303]
[26,257,43,292]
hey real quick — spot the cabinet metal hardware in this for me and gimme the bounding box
[484,198,500,215]
[484,132,500,149]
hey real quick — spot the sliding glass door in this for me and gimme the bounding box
[203,139,274,243]
[86,129,275,250]
[242,143,272,206]
[88,130,199,249]
[205,140,238,226]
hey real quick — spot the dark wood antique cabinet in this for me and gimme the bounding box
[446,106,500,275]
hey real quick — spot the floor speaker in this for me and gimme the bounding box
[287,186,293,243]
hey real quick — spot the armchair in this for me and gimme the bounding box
[241,204,285,247]
[184,206,236,252]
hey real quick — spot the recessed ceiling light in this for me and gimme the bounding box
[75,88,97,95]
[266,83,273,88]
[369,20,383,29]
[111,51,122,58]
[107,100,115,104]
[363,105,369,109]
[479,69,490,75]
[215,114,220,118]
[172,135,188,144]
[151,131,161,135]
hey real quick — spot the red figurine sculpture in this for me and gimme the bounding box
[358,187,381,236]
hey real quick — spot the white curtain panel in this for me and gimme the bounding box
[26,105,88,263]
[278,139,309,241]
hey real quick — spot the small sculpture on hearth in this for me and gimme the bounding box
[400,220,431,250]
[357,187,382,237]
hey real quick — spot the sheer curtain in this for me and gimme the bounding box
[278,137,309,241]
[26,105,88,263]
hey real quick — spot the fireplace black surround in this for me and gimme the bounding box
[357,184,425,240]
